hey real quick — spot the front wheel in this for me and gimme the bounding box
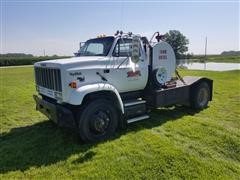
[77,99,119,143]
[191,81,210,110]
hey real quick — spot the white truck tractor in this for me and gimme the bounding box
[33,31,213,142]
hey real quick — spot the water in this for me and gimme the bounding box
[177,60,240,71]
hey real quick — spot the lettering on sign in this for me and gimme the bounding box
[159,49,167,60]
[127,70,141,78]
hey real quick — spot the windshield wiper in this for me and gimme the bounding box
[93,54,104,56]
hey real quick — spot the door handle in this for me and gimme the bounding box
[103,69,110,73]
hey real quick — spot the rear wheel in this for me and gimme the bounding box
[77,99,118,143]
[191,82,210,109]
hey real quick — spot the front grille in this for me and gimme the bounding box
[34,67,62,92]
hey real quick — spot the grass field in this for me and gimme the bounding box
[0,56,70,66]
[0,67,240,179]
[192,55,240,63]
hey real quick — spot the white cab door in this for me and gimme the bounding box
[105,38,148,93]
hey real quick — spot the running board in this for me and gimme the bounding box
[124,100,146,107]
[127,115,150,123]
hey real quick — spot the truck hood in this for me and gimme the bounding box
[34,56,110,69]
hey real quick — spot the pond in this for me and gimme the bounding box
[177,60,240,71]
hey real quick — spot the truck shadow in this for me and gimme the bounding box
[0,106,201,174]
[0,121,95,174]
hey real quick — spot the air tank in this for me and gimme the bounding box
[152,41,176,85]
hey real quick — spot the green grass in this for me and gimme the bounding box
[0,56,70,66]
[192,55,240,63]
[0,67,240,179]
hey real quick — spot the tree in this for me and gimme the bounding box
[164,30,189,59]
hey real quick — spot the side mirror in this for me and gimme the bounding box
[131,36,140,63]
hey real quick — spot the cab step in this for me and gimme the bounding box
[124,99,146,107]
[127,115,150,123]
[123,99,147,119]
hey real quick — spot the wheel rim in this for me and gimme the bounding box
[197,87,209,107]
[89,109,111,135]
[156,67,167,85]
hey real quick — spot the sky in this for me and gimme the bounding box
[1,0,239,56]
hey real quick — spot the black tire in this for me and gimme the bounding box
[191,81,210,110]
[77,99,119,143]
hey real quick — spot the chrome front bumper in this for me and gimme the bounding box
[33,95,75,128]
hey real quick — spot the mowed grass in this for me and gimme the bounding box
[206,55,240,63]
[0,67,240,179]
[192,55,240,63]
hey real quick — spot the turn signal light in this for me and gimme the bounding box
[69,81,77,88]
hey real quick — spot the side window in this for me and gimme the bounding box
[113,39,132,57]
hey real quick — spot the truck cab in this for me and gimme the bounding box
[33,31,213,142]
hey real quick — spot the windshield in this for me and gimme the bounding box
[77,37,114,56]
